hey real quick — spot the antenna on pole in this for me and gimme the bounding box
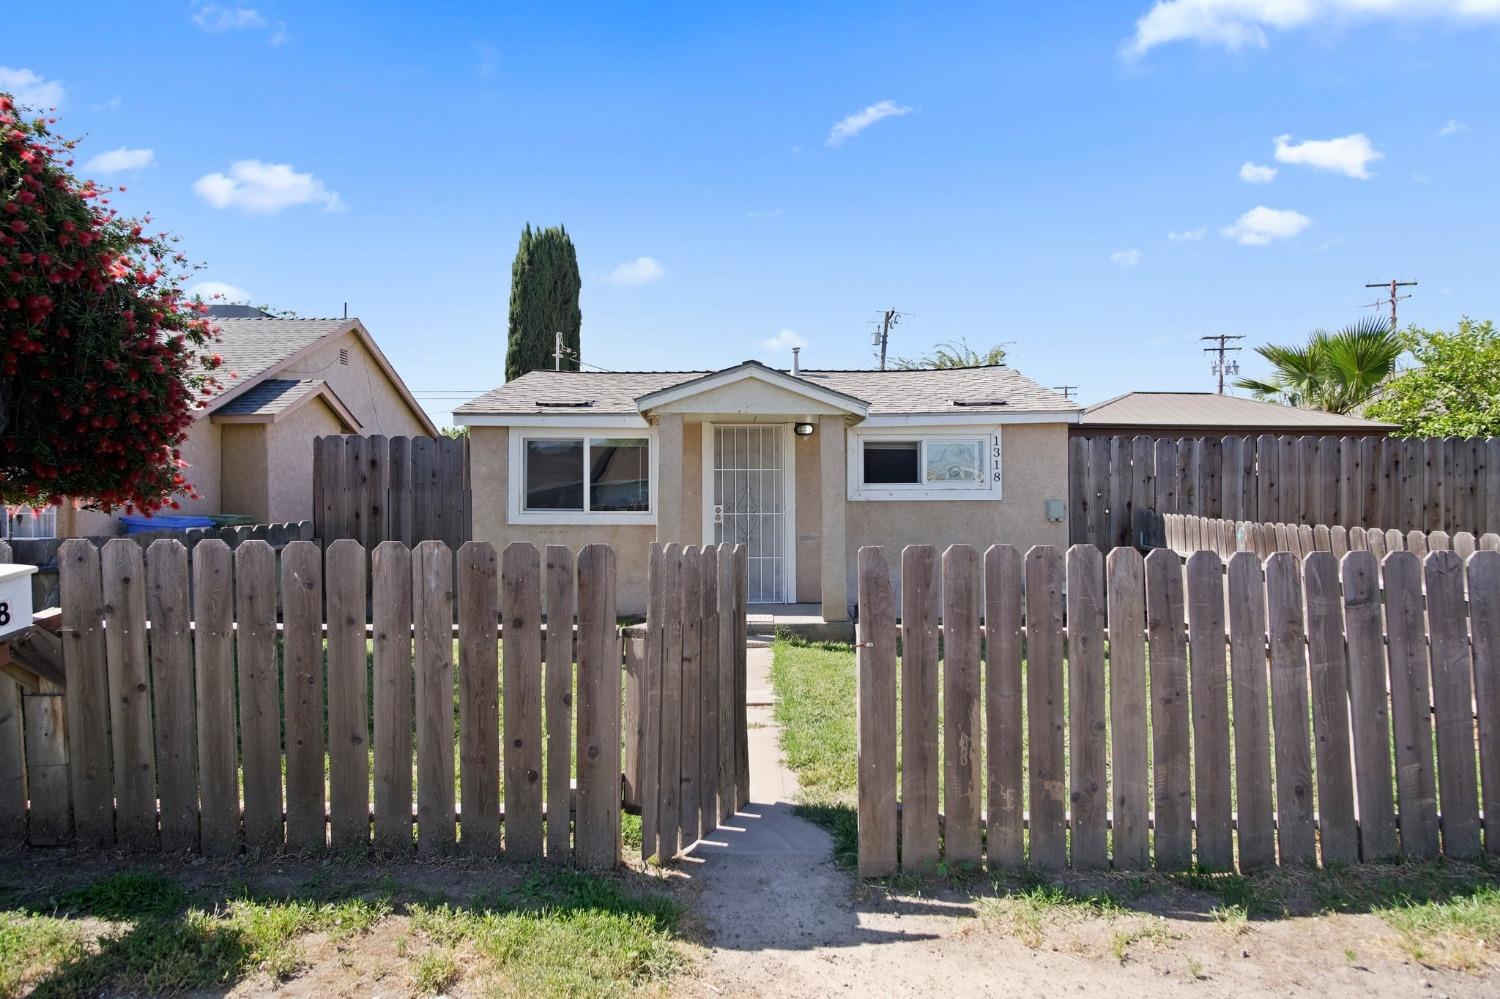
[1201,334,1244,394]
[1364,279,1417,330]
[553,331,564,371]
[1052,385,1078,400]
[871,309,905,370]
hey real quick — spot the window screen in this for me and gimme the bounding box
[863,440,920,484]
[524,438,584,510]
[589,437,649,511]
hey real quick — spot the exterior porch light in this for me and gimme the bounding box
[794,422,815,436]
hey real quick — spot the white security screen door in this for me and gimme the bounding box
[712,425,791,603]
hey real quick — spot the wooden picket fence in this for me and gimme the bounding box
[1070,434,1500,550]
[1159,511,1500,562]
[313,435,470,550]
[855,543,1500,876]
[631,543,750,864]
[0,536,746,866]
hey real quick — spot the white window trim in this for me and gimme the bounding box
[508,428,657,525]
[847,426,1002,502]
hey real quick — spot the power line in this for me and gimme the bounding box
[1200,334,1244,395]
[1364,279,1417,330]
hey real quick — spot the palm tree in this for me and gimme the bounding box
[1234,316,1403,414]
[892,337,1007,369]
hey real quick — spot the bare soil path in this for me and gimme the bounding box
[685,648,1497,998]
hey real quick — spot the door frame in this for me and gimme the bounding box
[700,421,797,604]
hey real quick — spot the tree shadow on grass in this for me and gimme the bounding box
[0,854,685,998]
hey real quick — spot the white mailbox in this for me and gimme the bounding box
[0,563,37,641]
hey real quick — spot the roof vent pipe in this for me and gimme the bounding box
[791,346,801,376]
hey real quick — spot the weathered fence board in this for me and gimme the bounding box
[459,542,501,855]
[1469,552,1500,856]
[1424,551,1481,858]
[544,544,575,861]
[1303,551,1358,866]
[372,541,414,852]
[1185,551,1232,871]
[414,541,456,854]
[984,545,1025,869]
[1226,552,1276,872]
[942,545,983,868]
[576,543,621,869]
[192,541,238,856]
[901,545,941,872]
[1025,546,1068,870]
[502,542,543,859]
[1145,549,1191,870]
[282,540,325,851]
[1105,547,1148,870]
[1064,545,1107,869]
[1341,550,1398,862]
[145,541,198,853]
[1383,552,1440,859]
[327,540,370,849]
[236,541,284,851]
[856,547,898,877]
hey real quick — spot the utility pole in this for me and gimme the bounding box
[1052,385,1078,400]
[871,309,904,370]
[1364,279,1417,331]
[1200,334,1244,394]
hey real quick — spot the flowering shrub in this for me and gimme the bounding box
[0,93,220,513]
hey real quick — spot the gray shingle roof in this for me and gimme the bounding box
[456,364,1078,417]
[214,378,326,417]
[203,318,352,406]
[1080,392,1396,429]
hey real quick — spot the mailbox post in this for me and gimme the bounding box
[0,563,37,642]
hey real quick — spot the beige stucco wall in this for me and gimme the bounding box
[844,422,1071,606]
[219,423,270,521]
[266,396,347,522]
[468,417,1071,617]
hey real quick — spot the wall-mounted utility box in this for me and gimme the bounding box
[0,563,37,641]
[1045,499,1066,523]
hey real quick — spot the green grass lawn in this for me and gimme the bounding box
[0,860,682,997]
[768,635,1500,970]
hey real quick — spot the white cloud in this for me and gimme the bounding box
[188,281,253,304]
[1110,249,1143,267]
[1126,0,1500,57]
[1221,205,1312,246]
[1439,119,1468,136]
[1168,225,1207,241]
[0,67,64,109]
[827,100,912,148]
[1274,133,1382,178]
[193,160,344,214]
[84,147,156,174]
[762,328,807,352]
[191,4,286,44]
[1239,161,1277,183]
[604,256,665,287]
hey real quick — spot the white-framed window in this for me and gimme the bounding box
[508,428,656,525]
[847,428,1002,501]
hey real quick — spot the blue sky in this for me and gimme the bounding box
[7,1,1500,424]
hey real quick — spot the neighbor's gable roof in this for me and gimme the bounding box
[1080,391,1397,430]
[201,317,439,436]
[209,378,362,430]
[456,363,1080,420]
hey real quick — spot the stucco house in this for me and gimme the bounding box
[67,309,437,536]
[454,360,1081,619]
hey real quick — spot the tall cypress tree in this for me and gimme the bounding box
[505,224,583,381]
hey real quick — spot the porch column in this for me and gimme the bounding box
[655,413,685,544]
[818,415,849,620]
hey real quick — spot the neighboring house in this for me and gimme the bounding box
[455,360,1081,619]
[67,309,437,536]
[1074,391,1396,440]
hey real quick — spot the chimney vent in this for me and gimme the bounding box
[791,346,801,376]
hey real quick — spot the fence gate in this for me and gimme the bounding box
[626,543,750,864]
